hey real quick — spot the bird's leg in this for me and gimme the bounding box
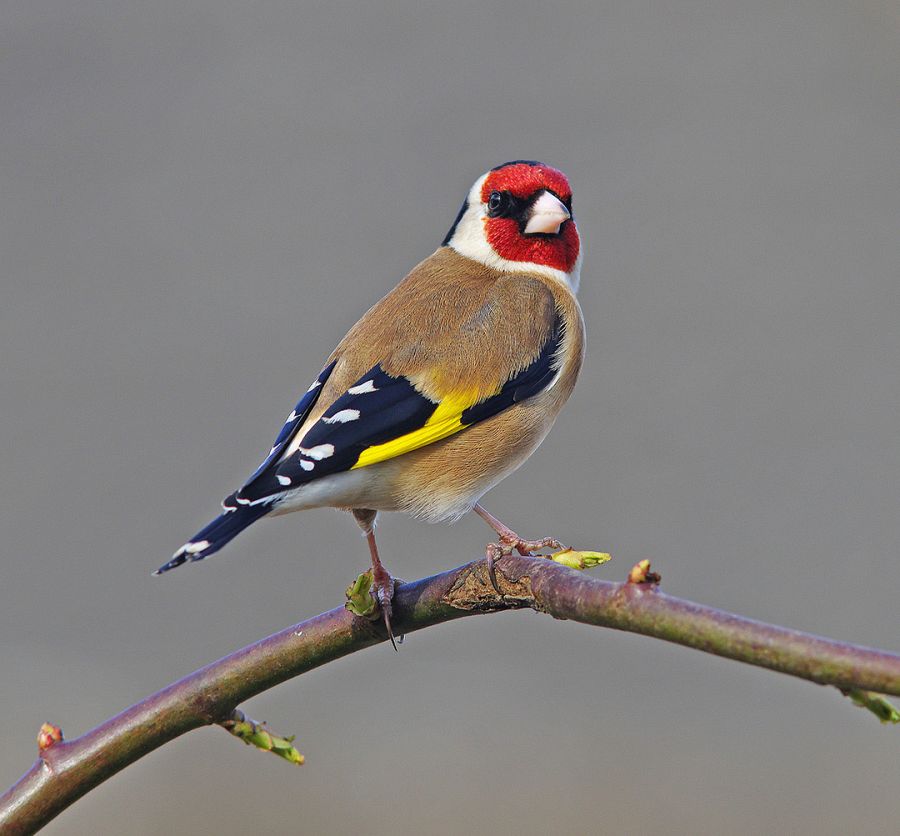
[352,509,397,650]
[365,530,397,651]
[473,503,564,554]
[473,503,564,593]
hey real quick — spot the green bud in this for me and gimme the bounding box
[345,569,379,618]
[548,548,612,570]
[221,711,305,764]
[843,689,900,725]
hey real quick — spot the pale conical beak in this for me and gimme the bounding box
[523,191,571,235]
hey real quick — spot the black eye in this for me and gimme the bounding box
[487,191,510,217]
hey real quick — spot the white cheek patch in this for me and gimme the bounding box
[322,408,361,424]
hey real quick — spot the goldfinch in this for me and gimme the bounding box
[156,160,585,645]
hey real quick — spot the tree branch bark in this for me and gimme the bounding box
[3,555,899,834]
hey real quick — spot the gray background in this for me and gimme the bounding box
[2,2,899,834]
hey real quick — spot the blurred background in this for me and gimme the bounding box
[2,2,899,834]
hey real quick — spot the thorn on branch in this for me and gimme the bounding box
[627,559,660,585]
[219,710,305,765]
[37,723,63,752]
[841,689,900,725]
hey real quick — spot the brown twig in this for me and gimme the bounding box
[2,555,899,834]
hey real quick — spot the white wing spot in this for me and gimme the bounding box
[307,378,322,392]
[185,540,210,554]
[299,443,335,461]
[322,409,361,424]
[300,459,314,471]
[276,474,292,486]
[348,380,378,395]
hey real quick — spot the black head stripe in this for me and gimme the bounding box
[442,197,469,246]
[490,160,546,171]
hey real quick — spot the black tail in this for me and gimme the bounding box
[154,502,270,575]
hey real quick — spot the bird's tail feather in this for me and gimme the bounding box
[154,502,270,575]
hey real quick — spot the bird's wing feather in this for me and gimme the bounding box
[267,310,563,492]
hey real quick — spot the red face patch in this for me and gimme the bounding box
[481,162,572,204]
[481,163,579,273]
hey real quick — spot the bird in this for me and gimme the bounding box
[155,160,585,647]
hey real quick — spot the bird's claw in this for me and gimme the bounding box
[371,569,397,651]
[503,535,564,556]
[485,535,565,595]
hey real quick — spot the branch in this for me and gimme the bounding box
[3,555,899,833]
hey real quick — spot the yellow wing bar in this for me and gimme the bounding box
[351,389,480,469]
